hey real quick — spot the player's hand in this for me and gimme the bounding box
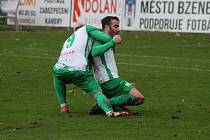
[113,35,121,44]
[131,83,140,90]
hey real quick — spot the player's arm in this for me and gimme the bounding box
[91,35,121,57]
[85,24,112,42]
[91,40,114,57]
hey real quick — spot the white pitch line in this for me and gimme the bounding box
[22,47,209,62]
[0,53,55,60]
[116,53,210,62]
[0,53,210,72]
[118,62,210,72]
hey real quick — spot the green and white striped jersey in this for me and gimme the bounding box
[93,42,119,84]
[55,24,115,71]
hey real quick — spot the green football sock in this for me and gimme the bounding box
[113,106,125,112]
[107,95,136,106]
[53,75,67,105]
[95,93,113,113]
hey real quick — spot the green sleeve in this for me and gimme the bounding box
[85,24,113,43]
[91,40,116,57]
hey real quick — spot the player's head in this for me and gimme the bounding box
[101,16,120,36]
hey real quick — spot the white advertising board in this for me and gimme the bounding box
[7,0,210,33]
[8,0,71,27]
[71,0,123,28]
[122,0,210,33]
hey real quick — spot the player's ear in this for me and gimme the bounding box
[105,25,110,30]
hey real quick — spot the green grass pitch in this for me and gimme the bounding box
[0,30,210,140]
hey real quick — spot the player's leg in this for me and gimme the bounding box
[88,94,136,115]
[101,78,138,106]
[102,78,144,113]
[114,78,144,105]
[53,65,76,113]
[129,87,144,105]
[89,78,137,115]
[107,94,136,106]
[106,84,144,115]
[89,95,137,112]
[73,71,115,116]
[53,73,68,113]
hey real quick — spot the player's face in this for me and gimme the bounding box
[109,19,120,36]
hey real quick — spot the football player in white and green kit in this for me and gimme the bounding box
[53,24,123,117]
[89,16,145,115]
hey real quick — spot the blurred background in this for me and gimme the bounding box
[1,0,210,33]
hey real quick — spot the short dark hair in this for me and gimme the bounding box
[101,16,119,29]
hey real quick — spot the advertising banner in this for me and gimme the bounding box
[122,0,210,33]
[71,0,123,28]
[8,0,71,27]
[6,0,210,33]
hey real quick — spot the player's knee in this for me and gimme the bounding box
[135,97,144,105]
